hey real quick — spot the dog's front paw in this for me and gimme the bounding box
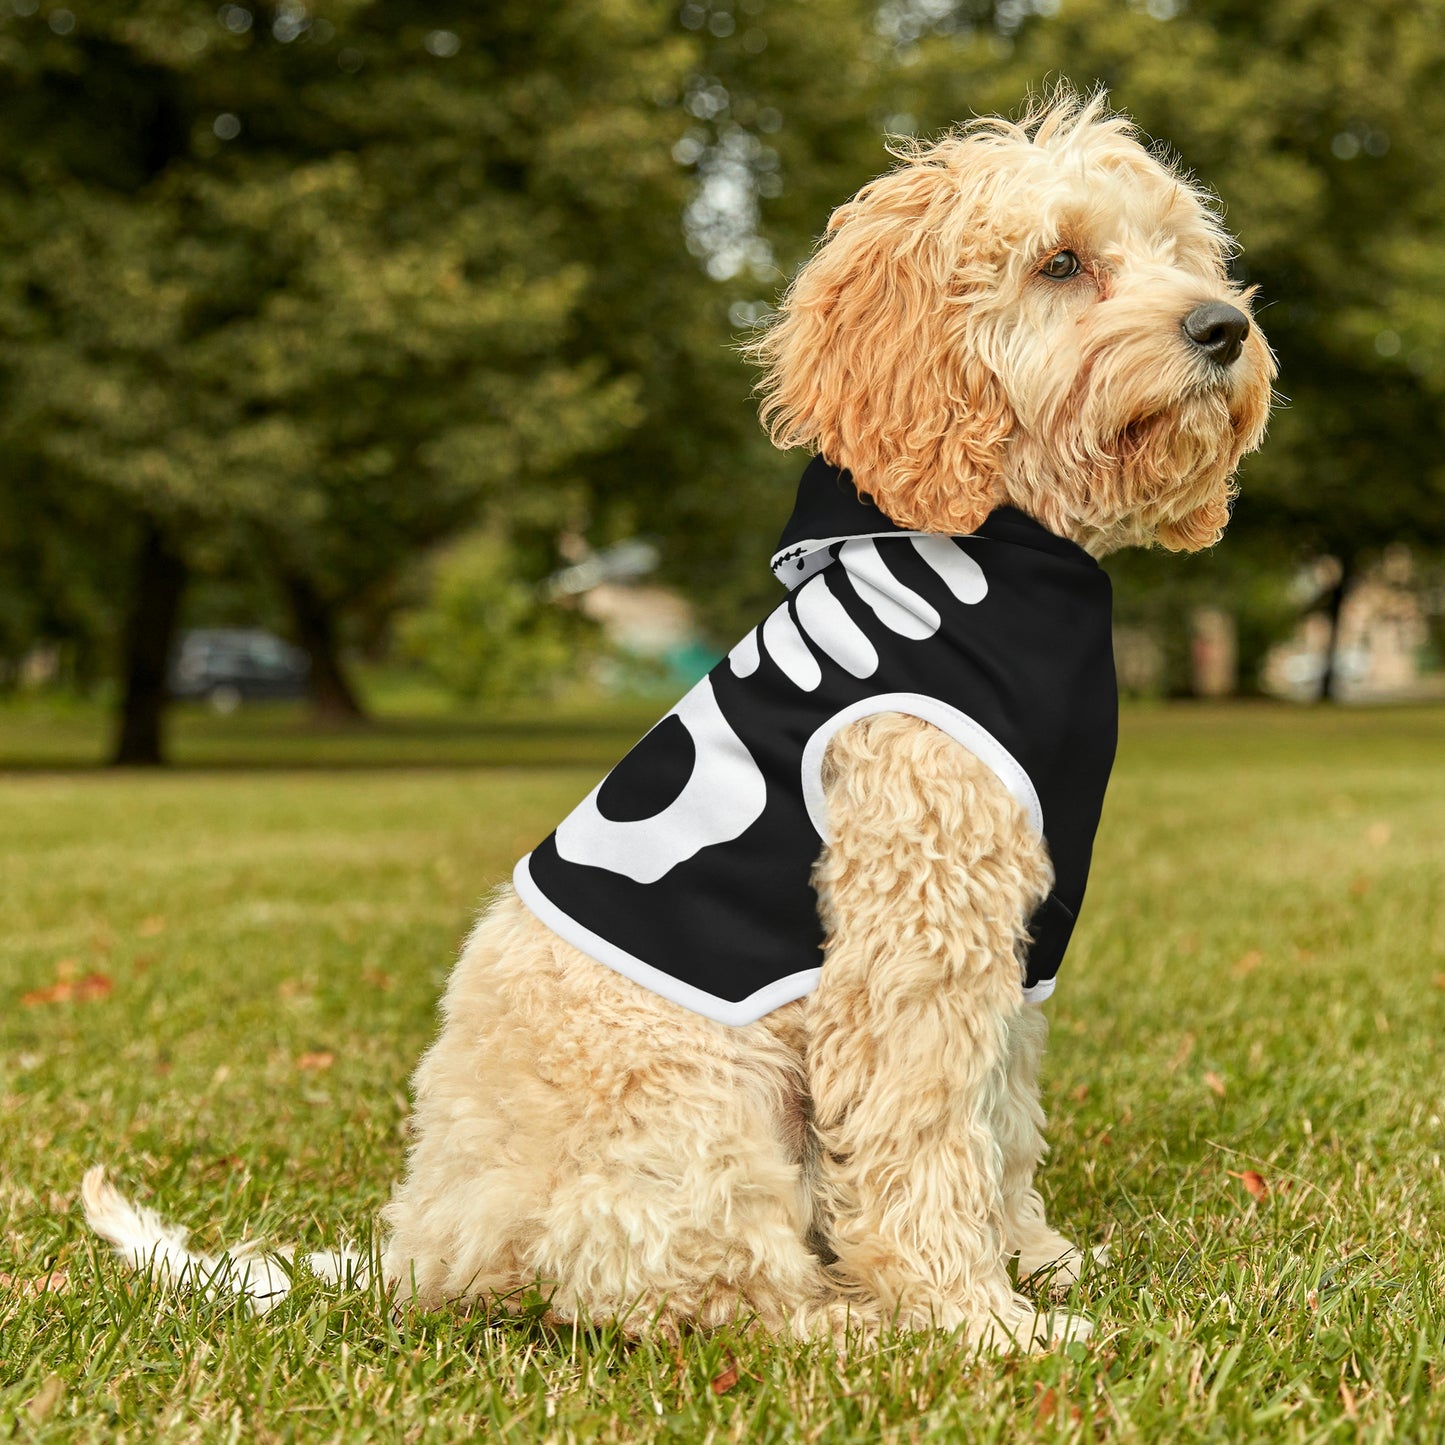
[1017,1239,1110,1294]
[1032,1308,1093,1348]
[970,1296,1093,1354]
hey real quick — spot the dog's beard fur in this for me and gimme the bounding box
[1003,289,1274,553]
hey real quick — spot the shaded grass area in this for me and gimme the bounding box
[2,703,1443,1441]
[0,688,666,772]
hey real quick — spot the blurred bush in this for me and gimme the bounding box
[397,533,599,705]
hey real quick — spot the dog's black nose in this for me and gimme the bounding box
[1182,302,1250,367]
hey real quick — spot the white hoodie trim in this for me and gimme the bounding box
[513,854,821,1026]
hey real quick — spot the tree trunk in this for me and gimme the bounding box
[283,572,366,724]
[111,522,187,766]
[1317,555,1355,703]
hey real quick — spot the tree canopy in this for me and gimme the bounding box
[2,0,1443,747]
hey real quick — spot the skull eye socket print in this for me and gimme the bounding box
[553,676,767,885]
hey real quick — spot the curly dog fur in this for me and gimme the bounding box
[85,89,1274,1351]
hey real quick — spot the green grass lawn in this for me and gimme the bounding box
[2,701,1443,1442]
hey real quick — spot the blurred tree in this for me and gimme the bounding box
[7,0,1444,740]
[0,456,129,694]
[0,0,689,758]
[0,0,902,752]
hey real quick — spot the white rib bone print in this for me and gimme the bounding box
[910,535,988,604]
[761,604,822,691]
[794,572,878,679]
[727,625,760,678]
[731,537,989,689]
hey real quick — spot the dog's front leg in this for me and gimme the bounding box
[805,713,1088,1350]
[994,1004,1098,1290]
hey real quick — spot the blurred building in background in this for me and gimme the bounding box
[548,540,719,691]
[1262,552,1440,702]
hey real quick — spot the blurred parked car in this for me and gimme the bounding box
[169,629,310,712]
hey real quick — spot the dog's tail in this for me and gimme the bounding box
[81,1165,368,1315]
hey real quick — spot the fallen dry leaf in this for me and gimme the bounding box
[1339,1379,1358,1418]
[138,915,167,937]
[21,973,113,1007]
[361,968,394,991]
[1232,949,1263,977]
[1034,1385,1059,1426]
[21,982,68,1007]
[1364,822,1391,849]
[1204,1071,1227,1098]
[0,1268,69,1299]
[27,1374,64,1423]
[1349,875,1372,899]
[1228,1169,1268,1201]
[1070,1083,1089,1103]
[1432,973,1445,990]
[1168,1033,1196,1073]
[710,1358,740,1396]
[296,1051,335,1072]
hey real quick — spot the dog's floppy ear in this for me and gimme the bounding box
[749,146,1012,534]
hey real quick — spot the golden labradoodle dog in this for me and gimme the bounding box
[85,91,1273,1350]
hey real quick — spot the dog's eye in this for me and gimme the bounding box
[1041,250,1081,280]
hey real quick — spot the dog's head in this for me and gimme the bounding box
[750,89,1275,554]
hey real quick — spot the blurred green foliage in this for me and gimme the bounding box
[397,530,598,704]
[2,1,1444,743]
[0,2,681,681]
